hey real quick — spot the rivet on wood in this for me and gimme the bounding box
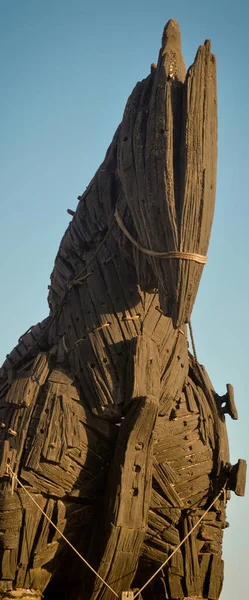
[130,487,138,496]
[62,335,69,354]
[155,305,164,314]
[8,428,17,437]
[135,442,143,451]
[91,323,111,332]
[122,315,141,321]
[121,592,134,600]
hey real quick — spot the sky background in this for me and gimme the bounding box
[0,1,248,597]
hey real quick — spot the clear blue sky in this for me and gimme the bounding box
[1,1,248,597]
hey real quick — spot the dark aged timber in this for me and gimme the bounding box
[0,19,246,600]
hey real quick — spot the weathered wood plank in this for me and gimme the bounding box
[125,335,160,405]
[83,394,158,600]
[6,354,50,407]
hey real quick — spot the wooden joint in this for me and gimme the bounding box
[8,429,17,437]
[217,383,238,420]
[226,459,247,496]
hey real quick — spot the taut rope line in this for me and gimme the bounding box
[114,208,207,264]
[133,482,227,599]
[6,465,119,598]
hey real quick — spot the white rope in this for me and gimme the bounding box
[133,483,227,599]
[6,465,119,598]
[114,208,207,264]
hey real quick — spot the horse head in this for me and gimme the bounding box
[115,19,217,327]
[47,20,217,335]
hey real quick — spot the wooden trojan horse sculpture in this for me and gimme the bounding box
[0,18,246,600]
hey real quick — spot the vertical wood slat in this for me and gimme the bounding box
[84,395,158,600]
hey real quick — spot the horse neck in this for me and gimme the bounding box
[48,126,124,310]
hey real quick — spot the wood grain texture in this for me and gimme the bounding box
[0,17,245,600]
